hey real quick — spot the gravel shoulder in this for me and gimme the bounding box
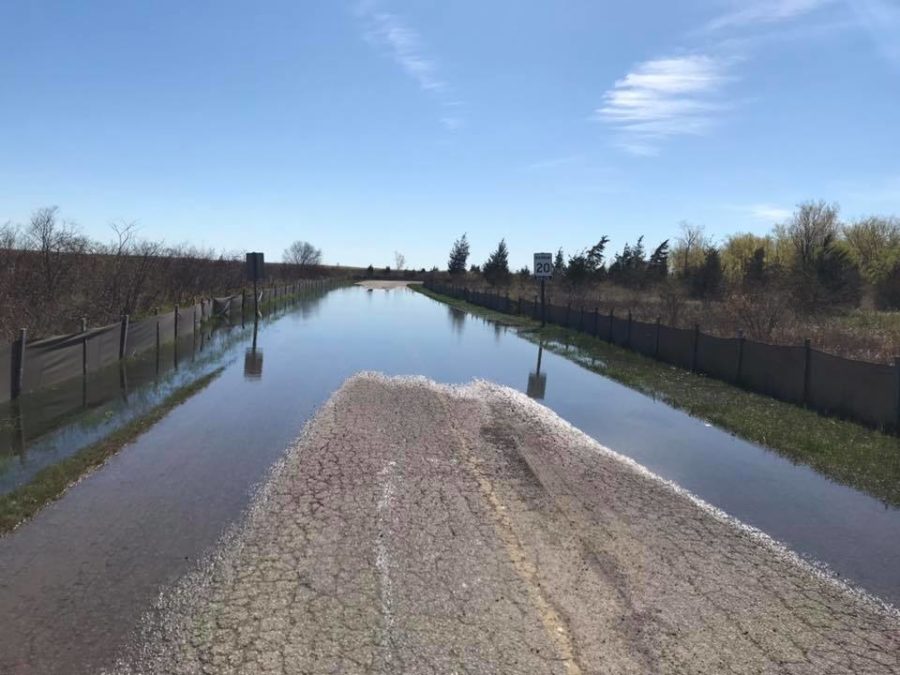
[115,374,900,674]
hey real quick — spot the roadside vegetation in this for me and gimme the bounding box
[437,202,900,363]
[0,207,348,342]
[0,367,224,535]
[413,284,900,508]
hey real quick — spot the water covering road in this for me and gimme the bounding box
[0,284,898,674]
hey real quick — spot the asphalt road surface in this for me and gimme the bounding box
[115,374,900,674]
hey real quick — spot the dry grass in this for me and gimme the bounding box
[447,276,900,364]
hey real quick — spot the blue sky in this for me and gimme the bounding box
[1,0,898,270]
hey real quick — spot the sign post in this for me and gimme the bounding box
[246,252,265,319]
[533,252,552,327]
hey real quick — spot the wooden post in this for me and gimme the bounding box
[11,328,26,400]
[540,279,546,327]
[691,324,700,372]
[608,309,614,343]
[894,356,900,433]
[118,315,130,360]
[579,306,585,332]
[155,309,161,375]
[565,303,571,327]
[80,317,88,377]
[803,338,811,406]
[655,316,661,358]
[626,311,633,348]
[736,329,745,385]
[593,307,599,336]
[174,305,180,342]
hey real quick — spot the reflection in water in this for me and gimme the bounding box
[0,289,329,495]
[447,306,466,336]
[526,343,547,400]
[244,320,264,380]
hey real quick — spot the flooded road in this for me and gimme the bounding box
[1,284,898,674]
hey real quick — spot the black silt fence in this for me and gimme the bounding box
[2,279,339,404]
[424,282,900,432]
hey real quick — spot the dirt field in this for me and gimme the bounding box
[114,374,900,674]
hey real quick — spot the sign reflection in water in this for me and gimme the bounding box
[526,343,547,400]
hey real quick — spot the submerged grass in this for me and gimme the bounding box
[413,285,900,507]
[0,367,224,535]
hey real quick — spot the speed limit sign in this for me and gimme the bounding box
[533,252,553,279]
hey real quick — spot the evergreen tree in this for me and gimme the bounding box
[447,233,470,275]
[687,247,724,299]
[553,248,566,276]
[608,236,647,287]
[586,236,609,274]
[483,239,511,285]
[647,240,670,281]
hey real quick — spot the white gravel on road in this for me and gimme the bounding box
[113,373,900,675]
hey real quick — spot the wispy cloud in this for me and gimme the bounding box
[524,155,583,171]
[355,1,463,129]
[748,204,793,221]
[706,0,835,31]
[595,55,732,156]
[849,0,900,68]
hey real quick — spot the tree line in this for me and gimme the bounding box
[0,207,330,341]
[446,201,900,311]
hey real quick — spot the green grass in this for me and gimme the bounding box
[413,285,900,507]
[0,367,224,535]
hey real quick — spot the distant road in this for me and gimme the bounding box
[118,374,900,674]
[355,279,422,290]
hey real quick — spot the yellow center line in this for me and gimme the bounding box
[439,399,583,675]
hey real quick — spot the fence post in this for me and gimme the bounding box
[691,324,700,372]
[803,338,811,406]
[11,328,26,400]
[655,316,661,358]
[894,357,900,433]
[594,307,599,336]
[565,304,571,327]
[119,315,130,360]
[579,306,585,332]
[626,311,632,348]
[155,309,161,373]
[736,329,744,385]
[81,317,88,377]
[608,309,614,343]
[174,305,180,342]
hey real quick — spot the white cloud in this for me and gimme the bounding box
[596,55,732,155]
[707,0,835,31]
[749,204,793,221]
[355,1,463,129]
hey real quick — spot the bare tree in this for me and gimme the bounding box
[283,241,322,267]
[24,206,88,299]
[673,221,708,276]
[394,251,406,271]
[779,200,840,271]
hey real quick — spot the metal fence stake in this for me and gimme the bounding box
[118,315,130,360]
[803,338,812,406]
[691,324,700,373]
[11,328,26,400]
[655,316,661,358]
[894,356,900,434]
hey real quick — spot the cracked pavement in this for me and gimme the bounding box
[116,373,900,674]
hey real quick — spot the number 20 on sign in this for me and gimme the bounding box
[533,252,553,279]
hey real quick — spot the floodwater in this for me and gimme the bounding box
[0,284,898,674]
